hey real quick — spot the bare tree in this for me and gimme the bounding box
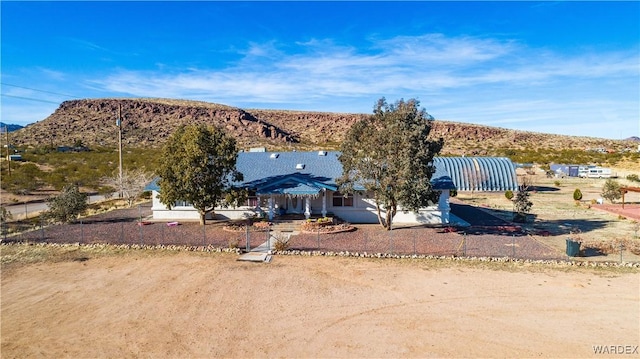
[104,169,153,207]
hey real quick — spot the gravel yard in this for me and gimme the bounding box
[4,171,639,263]
[6,202,562,261]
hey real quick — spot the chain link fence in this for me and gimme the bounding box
[1,204,637,263]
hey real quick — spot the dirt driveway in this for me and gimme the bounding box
[2,251,638,358]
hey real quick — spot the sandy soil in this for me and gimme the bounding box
[2,251,638,358]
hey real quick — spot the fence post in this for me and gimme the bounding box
[389,225,394,255]
[246,224,250,252]
[463,232,467,257]
[363,231,367,253]
[413,234,416,256]
[267,227,271,250]
[203,223,206,247]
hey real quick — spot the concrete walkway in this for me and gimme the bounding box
[237,231,293,263]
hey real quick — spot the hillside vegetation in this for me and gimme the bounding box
[9,98,638,155]
[1,98,638,200]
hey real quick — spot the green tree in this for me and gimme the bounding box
[45,184,88,223]
[601,179,622,203]
[156,124,244,225]
[337,98,444,230]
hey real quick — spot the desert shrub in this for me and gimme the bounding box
[44,184,88,223]
[0,206,12,222]
[627,174,639,183]
[513,180,533,223]
[273,233,290,251]
[601,179,622,203]
[554,180,561,187]
[228,238,240,249]
[504,190,514,200]
[1,162,45,194]
[449,188,458,197]
[573,188,583,201]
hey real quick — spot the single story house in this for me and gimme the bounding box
[146,151,518,225]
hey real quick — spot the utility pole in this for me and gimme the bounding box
[4,126,10,177]
[117,103,123,198]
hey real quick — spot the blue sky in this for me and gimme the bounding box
[2,1,639,139]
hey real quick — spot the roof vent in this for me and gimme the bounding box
[318,150,327,156]
[270,153,279,159]
[295,163,305,170]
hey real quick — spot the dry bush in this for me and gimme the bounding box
[583,238,640,256]
[273,233,290,251]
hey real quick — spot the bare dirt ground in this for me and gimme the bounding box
[2,249,638,358]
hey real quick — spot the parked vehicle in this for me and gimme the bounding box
[579,166,615,178]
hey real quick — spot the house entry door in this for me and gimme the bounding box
[288,197,302,214]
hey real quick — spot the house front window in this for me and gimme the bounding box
[174,200,191,207]
[332,192,354,207]
[246,190,259,207]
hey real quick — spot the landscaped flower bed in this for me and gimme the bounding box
[223,220,272,232]
[300,217,355,234]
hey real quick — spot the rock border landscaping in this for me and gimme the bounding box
[3,241,638,269]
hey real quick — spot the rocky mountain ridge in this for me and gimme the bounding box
[9,98,636,155]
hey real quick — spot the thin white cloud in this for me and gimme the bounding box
[37,67,67,81]
[6,32,637,138]
[93,33,638,99]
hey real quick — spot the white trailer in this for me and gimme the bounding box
[586,167,614,178]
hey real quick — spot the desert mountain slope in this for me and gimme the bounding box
[10,98,635,155]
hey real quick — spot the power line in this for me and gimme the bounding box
[1,82,81,99]
[0,93,62,104]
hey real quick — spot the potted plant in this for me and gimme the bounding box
[566,229,582,257]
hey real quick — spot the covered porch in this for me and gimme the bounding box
[252,173,337,221]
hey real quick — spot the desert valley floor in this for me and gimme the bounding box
[2,251,638,358]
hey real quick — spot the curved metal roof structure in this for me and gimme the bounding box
[146,153,517,194]
[434,157,518,192]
